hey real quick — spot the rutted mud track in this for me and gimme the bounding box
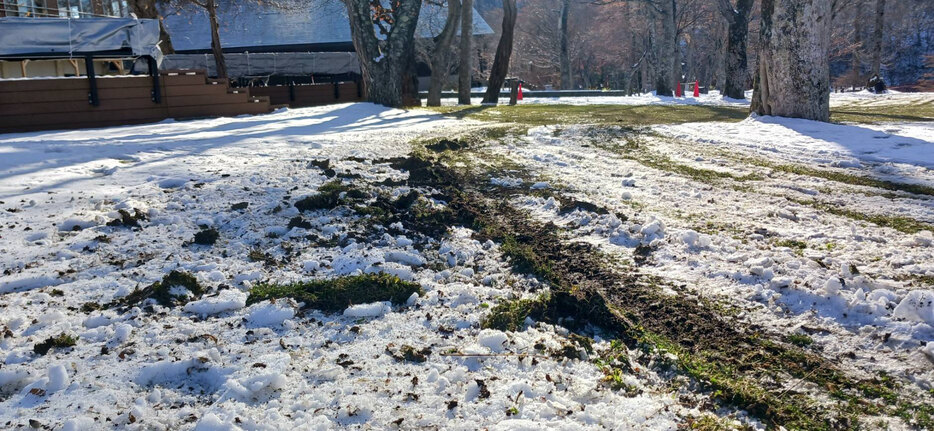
[387,144,933,430]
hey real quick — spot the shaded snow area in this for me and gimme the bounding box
[0,104,714,430]
[493,119,934,403]
[432,88,933,108]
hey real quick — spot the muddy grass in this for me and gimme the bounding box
[246,273,423,313]
[391,135,932,429]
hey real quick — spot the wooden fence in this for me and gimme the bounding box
[248,81,363,108]
[0,70,272,133]
[0,71,365,134]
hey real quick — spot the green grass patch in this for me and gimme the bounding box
[499,235,555,281]
[34,332,78,355]
[247,273,423,313]
[760,162,934,197]
[481,295,551,332]
[119,270,203,307]
[785,333,814,347]
[831,101,934,124]
[790,198,933,234]
[424,104,748,126]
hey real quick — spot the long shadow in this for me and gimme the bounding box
[434,105,496,120]
[0,104,437,199]
[757,115,934,171]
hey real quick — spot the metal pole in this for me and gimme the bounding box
[147,56,161,103]
[85,55,99,106]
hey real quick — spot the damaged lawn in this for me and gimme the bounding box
[400,140,932,430]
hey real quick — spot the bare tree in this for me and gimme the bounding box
[458,0,474,104]
[869,0,885,77]
[715,0,754,99]
[344,0,423,107]
[482,0,517,104]
[752,0,833,121]
[559,0,572,89]
[427,0,463,106]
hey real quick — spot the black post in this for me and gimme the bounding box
[355,75,362,99]
[147,56,161,103]
[85,55,99,106]
[289,81,295,102]
[333,81,340,100]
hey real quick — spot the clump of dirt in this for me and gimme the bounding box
[295,180,368,212]
[117,270,204,308]
[287,216,313,230]
[34,333,78,355]
[106,209,147,228]
[426,138,467,153]
[231,202,249,211]
[386,344,431,363]
[192,228,220,246]
[558,200,609,215]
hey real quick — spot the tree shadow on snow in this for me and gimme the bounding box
[0,103,437,199]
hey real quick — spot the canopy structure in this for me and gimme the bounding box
[162,1,494,54]
[0,17,162,61]
[162,52,360,80]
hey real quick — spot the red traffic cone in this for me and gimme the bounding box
[518,83,523,101]
[693,80,700,97]
[676,82,682,97]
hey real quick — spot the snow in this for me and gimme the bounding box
[1,95,931,429]
[342,301,392,317]
[183,289,249,317]
[657,114,934,169]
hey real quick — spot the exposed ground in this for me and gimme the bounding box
[0,93,932,430]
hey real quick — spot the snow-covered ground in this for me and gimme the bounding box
[1,94,933,429]
[429,88,934,108]
[0,104,726,430]
[490,114,934,402]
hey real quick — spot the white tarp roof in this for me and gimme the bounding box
[162,1,494,53]
[0,17,162,60]
[161,52,361,77]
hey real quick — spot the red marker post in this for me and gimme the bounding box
[693,80,700,97]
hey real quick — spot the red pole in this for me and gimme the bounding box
[693,80,700,97]
[676,82,682,97]
[518,83,523,100]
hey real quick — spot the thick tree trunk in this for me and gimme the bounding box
[344,0,423,107]
[482,0,517,104]
[458,0,474,105]
[427,0,462,107]
[558,0,572,90]
[655,0,677,97]
[128,0,175,54]
[870,0,885,77]
[718,0,754,99]
[206,0,227,80]
[751,0,832,121]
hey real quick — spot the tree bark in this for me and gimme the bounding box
[751,0,832,122]
[458,0,474,104]
[344,0,423,107]
[482,0,517,104]
[427,0,462,107]
[869,0,885,77]
[716,0,754,99]
[128,0,175,54]
[559,0,572,90]
[655,0,677,97]
[206,0,227,80]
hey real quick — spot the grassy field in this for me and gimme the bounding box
[423,98,934,125]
